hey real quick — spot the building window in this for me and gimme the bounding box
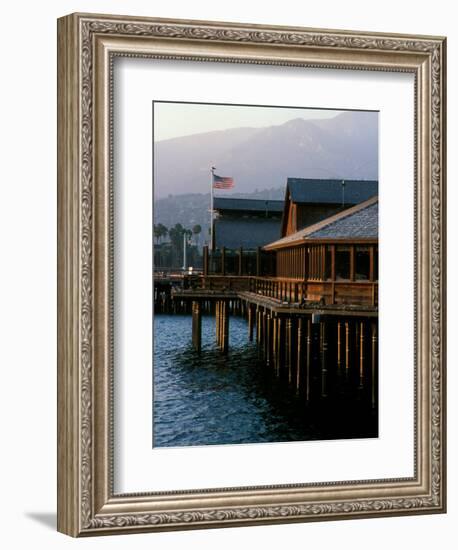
[335,246,351,280]
[355,246,370,281]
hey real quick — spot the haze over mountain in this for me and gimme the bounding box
[154,110,378,199]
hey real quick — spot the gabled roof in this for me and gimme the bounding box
[286,178,378,204]
[213,197,284,213]
[265,196,378,250]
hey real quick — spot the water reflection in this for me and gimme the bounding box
[153,314,378,447]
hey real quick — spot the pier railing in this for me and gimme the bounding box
[199,275,378,307]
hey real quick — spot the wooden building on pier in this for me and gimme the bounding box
[264,196,378,307]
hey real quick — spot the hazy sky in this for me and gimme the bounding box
[153,102,345,142]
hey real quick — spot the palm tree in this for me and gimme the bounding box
[154,223,168,244]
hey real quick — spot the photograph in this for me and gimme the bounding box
[153,102,379,448]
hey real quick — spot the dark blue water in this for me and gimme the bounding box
[153,314,377,448]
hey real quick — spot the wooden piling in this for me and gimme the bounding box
[266,313,271,366]
[306,318,311,401]
[191,301,202,352]
[345,321,350,374]
[248,304,254,341]
[359,320,365,388]
[221,300,229,354]
[320,321,328,397]
[216,301,220,347]
[337,321,342,372]
[286,318,293,384]
[371,322,378,408]
[276,317,283,377]
[296,318,304,392]
[272,316,277,370]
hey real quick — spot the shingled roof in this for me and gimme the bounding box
[264,196,378,250]
[286,178,378,204]
[213,197,284,213]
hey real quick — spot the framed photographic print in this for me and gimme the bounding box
[57,13,446,536]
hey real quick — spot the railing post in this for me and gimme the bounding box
[238,246,243,276]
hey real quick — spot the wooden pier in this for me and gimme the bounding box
[171,284,378,405]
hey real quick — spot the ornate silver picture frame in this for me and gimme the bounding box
[57,13,446,536]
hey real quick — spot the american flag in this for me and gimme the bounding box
[212,173,234,189]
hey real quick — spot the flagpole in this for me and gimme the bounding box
[210,166,215,251]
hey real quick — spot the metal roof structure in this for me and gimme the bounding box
[286,178,378,205]
[215,218,282,249]
[264,196,378,250]
[213,197,284,213]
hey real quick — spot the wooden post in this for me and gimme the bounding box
[337,321,342,372]
[192,301,202,352]
[345,321,350,374]
[216,301,220,347]
[219,301,224,350]
[262,310,267,359]
[306,318,311,401]
[276,317,283,377]
[320,321,328,397]
[371,322,378,408]
[266,313,271,366]
[222,300,229,354]
[286,318,293,384]
[248,304,254,341]
[296,318,304,392]
[359,320,365,388]
[238,247,243,276]
[272,316,277,370]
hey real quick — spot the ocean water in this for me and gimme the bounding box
[153,314,378,448]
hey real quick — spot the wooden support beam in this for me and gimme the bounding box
[320,321,328,397]
[221,300,229,354]
[248,304,254,341]
[272,316,277,370]
[256,246,261,276]
[286,318,293,384]
[296,318,304,392]
[345,321,350,375]
[266,313,271,366]
[191,301,202,353]
[371,322,378,408]
[238,247,243,276]
[262,310,267,359]
[216,301,220,347]
[337,321,342,372]
[306,318,311,401]
[276,317,283,377]
[359,320,365,388]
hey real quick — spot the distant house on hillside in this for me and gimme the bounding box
[213,197,284,249]
[281,178,378,238]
